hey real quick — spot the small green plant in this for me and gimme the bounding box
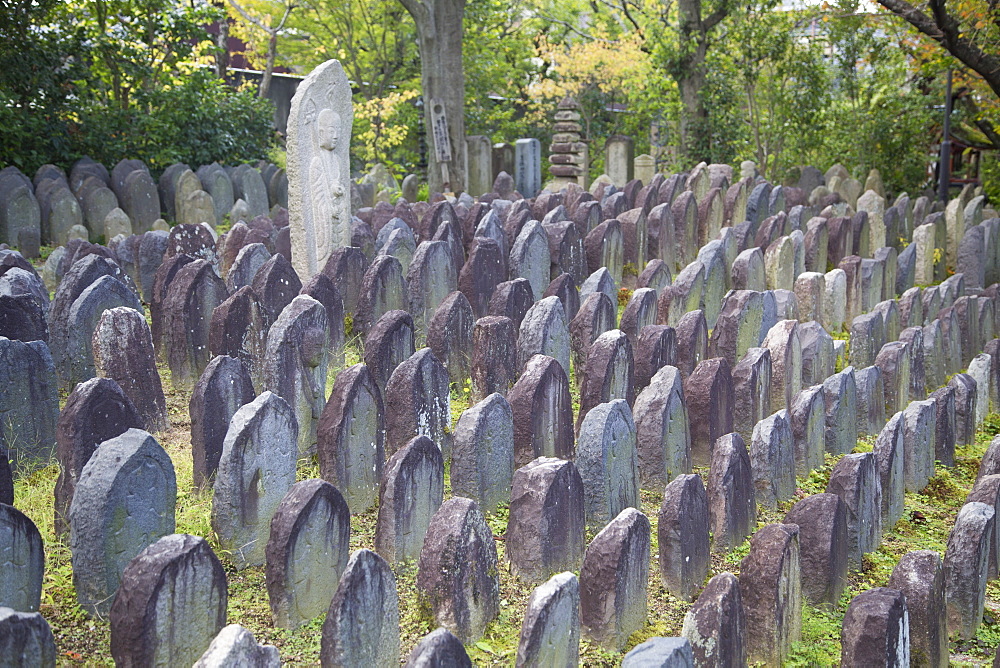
[622,262,638,278]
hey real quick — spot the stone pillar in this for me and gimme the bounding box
[605,135,634,187]
[465,135,492,198]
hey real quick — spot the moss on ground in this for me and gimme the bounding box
[13,332,1000,665]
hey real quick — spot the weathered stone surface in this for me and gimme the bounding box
[426,291,474,387]
[109,533,227,667]
[840,587,910,667]
[578,329,634,427]
[822,367,858,457]
[70,429,176,616]
[320,548,400,667]
[580,508,650,650]
[489,277,535,333]
[384,347,452,458]
[949,373,978,446]
[570,291,616,383]
[265,479,351,628]
[451,393,514,514]
[658,474,710,602]
[403,627,472,667]
[903,399,936,493]
[516,572,580,668]
[92,306,167,432]
[889,550,947,668]
[633,365,690,488]
[364,309,415,393]
[739,523,801,666]
[708,433,756,552]
[784,493,848,607]
[0,503,43,612]
[470,315,517,401]
[212,392,297,569]
[635,324,677,393]
[576,399,639,530]
[375,435,444,564]
[762,319,801,413]
[507,457,585,584]
[321,246,367,318]
[518,295,571,378]
[162,259,229,386]
[945,501,994,639]
[875,411,906,530]
[417,497,499,643]
[621,637,694,668]
[684,357,735,467]
[856,365,887,436]
[681,572,746,667]
[208,286,270,392]
[0,607,56,667]
[790,384,826,476]
[509,354,575,468]
[750,409,795,509]
[827,452,882,568]
[193,624,280,667]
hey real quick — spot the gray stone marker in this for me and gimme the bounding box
[840,587,910,667]
[658,473,710,602]
[506,457,585,583]
[967,474,1000,580]
[189,355,255,488]
[407,240,458,344]
[945,501,994,639]
[509,219,551,301]
[0,607,56,668]
[681,572,746,667]
[621,637,694,668]
[575,399,639,531]
[823,367,858,457]
[750,409,795,509]
[53,377,142,536]
[356,254,407,335]
[0,504,43,612]
[384,347,452,458]
[321,548,400,667]
[212,392,297,569]
[903,399,936,493]
[375,435,444,564]
[470,315,517,401]
[762,319,801,413]
[790,384,825,476]
[949,373,978,446]
[578,329,634,427]
[732,346,771,446]
[889,550,947,668]
[451,393,514,514]
[70,429,176,616]
[417,497,499,643]
[193,624,280,668]
[0,337,58,475]
[364,310,415,394]
[265,295,332,455]
[685,357,735,467]
[875,411,906,530]
[109,534,227,667]
[968,353,992,429]
[265,479,350,628]
[876,341,911,417]
[708,433,756,552]
[856,365,887,436]
[634,365,691,488]
[518,295,571,378]
[827,452,882,568]
[570,291,616,384]
[508,354,575,468]
[208,286,270,392]
[516,571,580,667]
[929,386,957,469]
[635,324,677,394]
[580,508,650,651]
[92,306,167,433]
[739,523,801,666]
[317,363,385,514]
[426,291,474,387]
[403,627,472,667]
[784,493,848,607]
[674,309,708,380]
[162,259,229,387]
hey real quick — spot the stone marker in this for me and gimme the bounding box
[162,259,229,386]
[889,550,947,668]
[375,435,444,564]
[681,572,746,667]
[506,457,585,583]
[823,367,858,456]
[790,384,826,476]
[784,493,848,607]
[321,548,400,667]
[516,571,580,667]
[417,497,499,643]
[189,356,255,488]
[288,60,353,278]
[70,429,177,616]
[856,365,887,436]
[403,627,472,667]
[426,291,474,386]
[193,624,280,668]
[575,399,639,530]
[265,479,350,628]
[518,295,571,378]
[708,433,756,552]
[470,315,517,401]
[208,286,270,392]
[944,501,994,639]
[840,587,910,667]
[451,393,514,515]
[212,392,297,569]
[750,409,795,509]
[508,354,575,468]
[621,637,694,668]
[685,358,735,466]
[634,365,691,488]
[0,503,43,612]
[0,607,56,667]
[384,347,452,458]
[364,309,415,393]
[658,473,710,601]
[739,523,801,666]
[578,329,634,427]
[827,452,882,568]
[109,534,227,667]
[763,319,801,413]
[317,363,385,514]
[580,508,651,651]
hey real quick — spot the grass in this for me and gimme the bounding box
[13,329,1000,666]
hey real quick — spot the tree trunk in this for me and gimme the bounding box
[674,0,712,165]
[259,31,277,99]
[214,4,230,80]
[401,0,467,195]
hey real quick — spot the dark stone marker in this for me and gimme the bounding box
[92,306,168,432]
[0,503,43,612]
[827,452,882,568]
[0,607,56,667]
[708,432,756,552]
[355,254,407,336]
[384,348,452,458]
[634,365,691,489]
[506,457,586,583]
[70,429,176,616]
[949,373,978,446]
[544,272,581,322]
[739,523,801,666]
[470,315,517,401]
[150,252,195,356]
[508,354,575,468]
[317,363,385,514]
[681,572,746,666]
[251,252,302,320]
[109,534,227,667]
[580,508,651,651]
[578,329,634,428]
[265,479,351,628]
[634,324,676,392]
[685,358,735,466]
[53,377,142,536]
[162,258,229,386]
[427,291,474,387]
[674,309,708,380]
[321,246,367,317]
[576,399,639,530]
[364,309,415,393]
[784,493,848,607]
[375,435,444,564]
[570,291,616,384]
[320,548,400,667]
[733,346,772,445]
[189,355,254,489]
[889,550,947,668]
[944,501,994,639]
[459,238,506,319]
[403,628,472,667]
[516,572,580,667]
[417,497,499,643]
[658,473,710,601]
[208,286,271,392]
[840,587,910,667]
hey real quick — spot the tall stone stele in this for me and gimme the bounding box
[287,59,353,281]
